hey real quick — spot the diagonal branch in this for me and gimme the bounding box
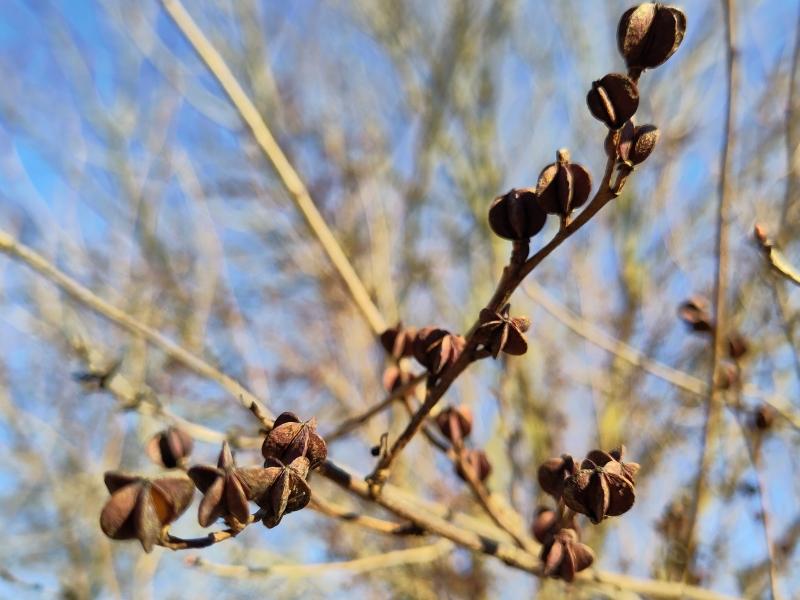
[160,0,386,336]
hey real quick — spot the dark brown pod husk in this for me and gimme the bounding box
[455,449,492,483]
[541,528,595,582]
[613,121,660,166]
[563,457,636,524]
[752,404,776,431]
[537,454,575,500]
[536,149,593,217]
[412,327,465,376]
[728,332,749,360]
[261,412,328,468]
[587,73,639,130]
[188,441,275,527]
[380,324,418,359]
[618,3,687,72]
[587,446,641,484]
[146,427,193,469]
[476,304,530,358]
[488,188,547,241]
[678,296,714,333]
[435,405,474,444]
[100,472,194,552]
[257,456,312,528]
[531,508,579,545]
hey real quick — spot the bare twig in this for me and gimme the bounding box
[160,0,386,336]
[684,0,739,578]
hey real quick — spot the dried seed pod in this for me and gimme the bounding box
[435,405,473,444]
[727,332,749,360]
[257,456,312,528]
[563,457,636,524]
[752,404,776,431]
[476,304,530,358]
[587,74,639,130]
[412,327,465,376]
[678,296,714,333]
[488,188,547,241]
[455,449,492,483]
[100,472,194,552]
[536,149,593,217]
[537,454,575,500]
[541,528,595,582]
[382,365,412,394]
[188,441,275,527]
[618,3,687,73]
[587,446,641,484]
[380,324,418,360]
[261,412,328,468]
[146,427,193,469]
[611,121,660,167]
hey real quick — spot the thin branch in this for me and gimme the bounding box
[0,229,275,427]
[160,0,386,336]
[185,539,454,578]
[684,0,739,578]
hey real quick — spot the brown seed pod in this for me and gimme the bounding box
[476,304,530,358]
[727,332,749,360]
[380,324,418,359]
[435,405,474,444]
[537,454,575,500]
[618,3,687,73]
[100,472,195,552]
[611,121,660,167]
[563,457,636,524]
[587,74,639,130]
[536,149,593,217]
[678,296,714,333]
[188,441,275,527]
[412,327,465,376]
[455,449,492,483]
[146,427,193,469]
[540,528,595,582]
[752,404,776,432]
[257,456,312,528]
[261,412,328,469]
[488,188,547,241]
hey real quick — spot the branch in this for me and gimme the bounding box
[0,229,275,428]
[684,0,740,578]
[185,540,454,578]
[160,0,386,336]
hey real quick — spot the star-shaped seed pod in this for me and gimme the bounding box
[146,427,193,469]
[188,441,275,527]
[537,454,576,500]
[678,296,714,333]
[617,3,687,73]
[261,412,328,469]
[257,456,312,528]
[536,149,593,218]
[380,324,418,360]
[412,327,465,376]
[563,455,636,524]
[100,472,195,552]
[455,449,492,483]
[435,405,473,446]
[606,120,660,168]
[585,445,641,484]
[541,528,595,582]
[476,304,530,358]
[587,74,640,130]
[488,188,547,241]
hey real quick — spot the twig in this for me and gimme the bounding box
[309,496,424,536]
[0,229,275,428]
[185,539,454,578]
[367,155,618,487]
[684,0,739,579]
[160,0,386,336]
[325,372,427,442]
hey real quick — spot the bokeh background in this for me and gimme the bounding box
[0,0,799,598]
